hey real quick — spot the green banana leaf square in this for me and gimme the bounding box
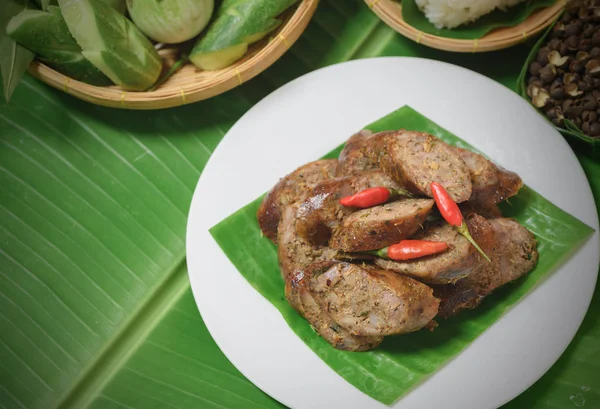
[209,105,594,404]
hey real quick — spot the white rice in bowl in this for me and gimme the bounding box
[414,0,528,29]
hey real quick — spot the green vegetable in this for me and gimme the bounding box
[209,105,595,405]
[103,0,126,13]
[33,0,52,9]
[0,0,35,102]
[35,0,125,12]
[189,0,299,70]
[57,0,162,91]
[7,6,112,86]
[127,0,214,44]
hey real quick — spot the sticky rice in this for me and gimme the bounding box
[414,0,528,29]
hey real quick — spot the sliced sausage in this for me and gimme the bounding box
[380,131,472,203]
[462,218,538,293]
[458,148,523,205]
[308,262,439,336]
[336,130,391,176]
[460,201,503,220]
[285,262,383,351]
[277,204,337,279]
[457,148,498,201]
[375,214,495,284]
[493,163,523,204]
[257,159,337,241]
[329,198,435,252]
[434,218,538,318]
[296,170,402,245]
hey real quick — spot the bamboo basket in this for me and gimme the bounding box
[28,0,319,110]
[366,0,565,53]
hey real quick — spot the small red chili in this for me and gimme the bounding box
[340,187,390,208]
[430,182,491,262]
[340,186,413,208]
[372,240,449,261]
[430,182,463,226]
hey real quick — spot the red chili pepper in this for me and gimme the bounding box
[373,240,449,261]
[430,182,491,262]
[340,187,413,208]
[430,182,462,226]
[340,187,390,208]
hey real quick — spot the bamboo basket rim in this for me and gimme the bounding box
[366,0,566,53]
[28,0,319,110]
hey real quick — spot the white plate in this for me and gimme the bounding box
[186,57,599,409]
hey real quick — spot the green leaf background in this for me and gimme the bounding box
[402,0,557,40]
[1,1,599,409]
[209,105,594,404]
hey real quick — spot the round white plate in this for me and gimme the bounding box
[186,57,599,409]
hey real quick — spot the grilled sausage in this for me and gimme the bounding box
[257,159,337,241]
[434,218,538,318]
[457,148,523,205]
[286,262,384,351]
[459,201,503,220]
[380,131,472,203]
[493,163,523,204]
[329,198,435,252]
[375,214,495,284]
[308,262,439,336]
[336,130,391,176]
[296,170,402,245]
[277,205,337,279]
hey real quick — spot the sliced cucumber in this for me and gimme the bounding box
[189,0,299,70]
[34,0,124,13]
[189,43,246,71]
[58,0,162,91]
[7,6,112,86]
[102,0,126,14]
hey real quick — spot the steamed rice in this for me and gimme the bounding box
[414,0,528,29]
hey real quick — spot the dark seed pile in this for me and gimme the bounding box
[526,0,600,138]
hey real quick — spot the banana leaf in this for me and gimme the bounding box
[402,0,557,40]
[210,105,595,405]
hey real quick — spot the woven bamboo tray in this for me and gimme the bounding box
[27,0,319,110]
[367,0,565,53]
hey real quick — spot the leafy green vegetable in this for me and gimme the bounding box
[190,0,299,70]
[7,6,112,86]
[57,0,162,91]
[402,0,557,40]
[209,105,595,405]
[103,0,126,13]
[0,0,35,102]
[127,0,214,44]
[33,0,52,10]
[148,54,189,91]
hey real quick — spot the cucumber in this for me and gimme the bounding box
[34,0,125,13]
[58,0,162,91]
[189,0,299,70]
[126,0,214,44]
[7,6,112,86]
[102,0,126,14]
[33,0,55,9]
